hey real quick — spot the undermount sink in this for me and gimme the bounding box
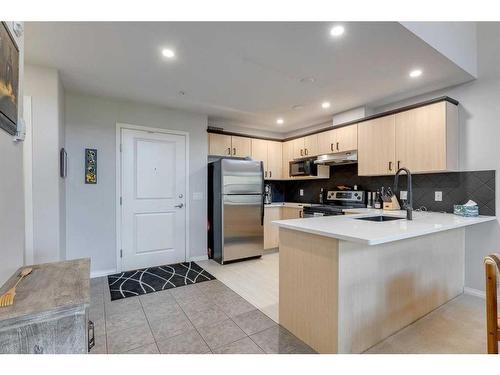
[354,216,404,222]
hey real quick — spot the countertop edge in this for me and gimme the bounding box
[273,215,496,245]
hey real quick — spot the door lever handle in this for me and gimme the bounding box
[174,203,184,208]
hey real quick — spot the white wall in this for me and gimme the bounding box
[24,65,65,264]
[0,22,25,285]
[374,22,500,292]
[65,93,208,276]
[401,22,478,77]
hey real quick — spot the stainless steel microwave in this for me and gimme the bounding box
[289,159,317,177]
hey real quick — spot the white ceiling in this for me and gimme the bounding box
[25,22,473,133]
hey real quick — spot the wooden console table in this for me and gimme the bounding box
[0,259,91,354]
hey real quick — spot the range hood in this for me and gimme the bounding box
[314,150,357,165]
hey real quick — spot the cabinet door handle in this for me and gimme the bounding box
[227,147,231,155]
[299,210,302,218]
[397,160,401,169]
[233,148,236,155]
[336,142,339,151]
[389,161,393,171]
[269,171,272,178]
[330,143,334,152]
[300,149,303,156]
[265,171,268,178]
[305,148,308,156]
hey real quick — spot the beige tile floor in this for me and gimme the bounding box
[91,252,488,354]
[200,252,489,354]
[89,276,315,354]
[198,250,279,322]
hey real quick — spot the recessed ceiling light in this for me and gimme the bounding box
[161,48,176,59]
[321,101,331,109]
[330,25,345,37]
[409,69,422,78]
[276,118,284,125]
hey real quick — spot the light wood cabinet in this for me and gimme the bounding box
[231,136,251,157]
[303,134,319,157]
[318,129,336,154]
[209,133,232,156]
[358,115,396,176]
[317,125,358,155]
[395,101,458,173]
[282,140,294,179]
[290,134,319,158]
[358,101,458,176]
[251,139,282,179]
[292,138,305,159]
[282,207,303,219]
[264,206,281,249]
[334,125,358,152]
[208,134,251,157]
[267,141,283,179]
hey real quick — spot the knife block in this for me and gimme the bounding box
[383,195,401,211]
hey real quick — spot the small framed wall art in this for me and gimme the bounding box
[85,148,97,184]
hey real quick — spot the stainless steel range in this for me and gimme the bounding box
[303,190,366,217]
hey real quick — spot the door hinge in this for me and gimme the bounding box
[120,249,123,258]
[120,197,122,205]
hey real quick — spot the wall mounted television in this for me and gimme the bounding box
[0,22,19,136]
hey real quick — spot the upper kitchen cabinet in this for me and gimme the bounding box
[358,100,459,176]
[395,101,458,173]
[303,134,319,157]
[291,134,319,158]
[267,140,283,179]
[292,137,305,159]
[358,115,396,176]
[334,124,358,152]
[209,133,232,156]
[208,133,251,157]
[317,124,358,154]
[231,136,252,157]
[282,140,294,178]
[251,139,282,179]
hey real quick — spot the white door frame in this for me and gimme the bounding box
[115,122,190,272]
[23,96,34,265]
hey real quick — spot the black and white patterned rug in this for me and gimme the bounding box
[107,262,216,301]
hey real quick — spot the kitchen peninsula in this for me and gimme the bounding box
[274,211,495,353]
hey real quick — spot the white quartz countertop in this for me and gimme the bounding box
[265,202,315,208]
[273,210,496,245]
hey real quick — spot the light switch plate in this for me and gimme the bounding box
[435,191,443,201]
[400,190,408,200]
[299,189,304,196]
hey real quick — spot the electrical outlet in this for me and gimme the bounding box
[435,191,443,202]
[299,189,304,196]
[400,190,408,200]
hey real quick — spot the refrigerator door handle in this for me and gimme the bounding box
[261,162,264,226]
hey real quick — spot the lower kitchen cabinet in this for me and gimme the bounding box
[282,206,304,219]
[264,206,281,249]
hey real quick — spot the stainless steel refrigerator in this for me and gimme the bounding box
[208,158,264,264]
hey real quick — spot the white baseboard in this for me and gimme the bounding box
[91,268,117,279]
[189,255,209,262]
[464,287,486,299]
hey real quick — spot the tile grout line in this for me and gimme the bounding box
[138,294,162,354]
[175,285,215,353]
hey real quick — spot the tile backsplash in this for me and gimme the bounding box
[270,164,496,216]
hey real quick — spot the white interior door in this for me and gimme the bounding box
[120,128,187,271]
